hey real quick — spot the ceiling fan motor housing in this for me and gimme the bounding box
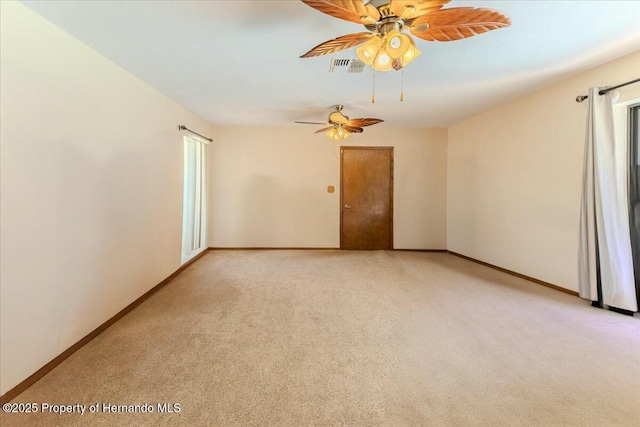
[365,5,403,34]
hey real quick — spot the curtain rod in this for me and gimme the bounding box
[575,77,640,103]
[178,125,212,142]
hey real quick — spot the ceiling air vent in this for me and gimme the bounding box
[329,59,365,74]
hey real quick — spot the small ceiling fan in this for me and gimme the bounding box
[300,0,511,71]
[295,105,383,140]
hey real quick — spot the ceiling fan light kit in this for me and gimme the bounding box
[355,9,422,71]
[327,126,350,141]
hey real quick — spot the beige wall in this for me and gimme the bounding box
[0,2,213,394]
[447,51,640,292]
[208,126,448,249]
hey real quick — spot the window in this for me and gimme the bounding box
[181,135,207,264]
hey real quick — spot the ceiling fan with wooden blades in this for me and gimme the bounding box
[300,0,511,71]
[295,105,383,140]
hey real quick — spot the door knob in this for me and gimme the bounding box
[344,204,351,209]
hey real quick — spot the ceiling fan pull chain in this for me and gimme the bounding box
[400,69,404,102]
[372,72,376,104]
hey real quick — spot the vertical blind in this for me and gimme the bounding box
[182,135,207,264]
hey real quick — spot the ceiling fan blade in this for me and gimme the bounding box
[300,32,374,58]
[314,126,335,134]
[329,111,349,124]
[295,121,328,125]
[389,0,450,21]
[410,7,511,42]
[301,0,380,25]
[343,125,364,134]
[346,118,384,127]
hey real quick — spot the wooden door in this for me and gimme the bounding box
[340,147,393,250]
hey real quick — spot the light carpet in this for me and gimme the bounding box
[2,250,639,426]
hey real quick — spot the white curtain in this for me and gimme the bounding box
[579,87,638,312]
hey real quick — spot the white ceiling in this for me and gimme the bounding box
[22,0,640,128]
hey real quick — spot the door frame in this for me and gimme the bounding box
[340,146,394,249]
